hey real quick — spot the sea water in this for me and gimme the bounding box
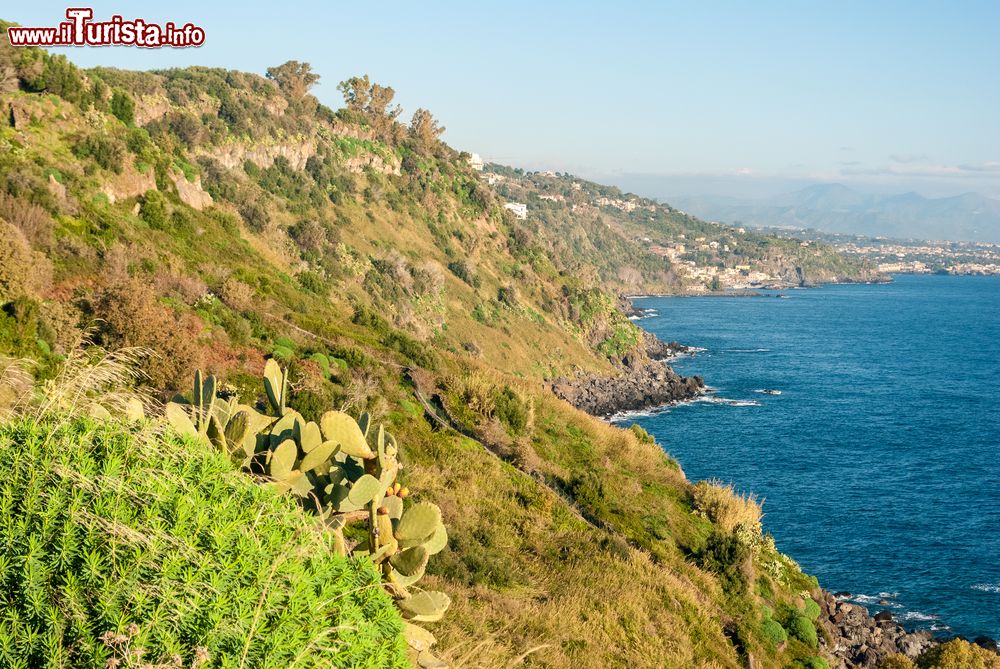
[622,274,1000,638]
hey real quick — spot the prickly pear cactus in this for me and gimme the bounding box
[166,361,452,666]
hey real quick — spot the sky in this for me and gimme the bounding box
[8,1,1000,199]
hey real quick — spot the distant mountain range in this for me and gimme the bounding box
[668,184,1000,242]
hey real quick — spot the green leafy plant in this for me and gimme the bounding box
[0,417,408,668]
[786,611,818,648]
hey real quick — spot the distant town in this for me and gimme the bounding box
[755,227,1000,276]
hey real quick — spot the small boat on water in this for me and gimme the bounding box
[754,389,782,395]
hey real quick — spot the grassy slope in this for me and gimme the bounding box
[0,37,847,668]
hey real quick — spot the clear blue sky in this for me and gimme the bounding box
[8,1,1000,198]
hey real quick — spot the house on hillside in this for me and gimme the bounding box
[504,202,527,220]
[468,153,484,171]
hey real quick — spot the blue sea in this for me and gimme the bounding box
[623,274,1000,639]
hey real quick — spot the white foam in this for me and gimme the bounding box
[898,611,940,623]
[848,592,899,606]
[725,348,771,353]
[752,389,783,395]
[972,583,1000,593]
[696,396,761,407]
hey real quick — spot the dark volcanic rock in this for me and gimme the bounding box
[642,331,693,361]
[817,591,936,668]
[551,360,704,417]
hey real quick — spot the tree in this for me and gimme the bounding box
[109,89,135,125]
[409,108,445,155]
[265,60,319,100]
[337,75,402,141]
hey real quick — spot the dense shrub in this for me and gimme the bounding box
[0,418,408,668]
[697,530,751,590]
[109,88,135,125]
[493,385,532,436]
[916,639,1000,668]
[0,220,52,302]
[239,199,271,233]
[795,658,830,669]
[89,278,201,390]
[138,189,169,229]
[72,133,126,173]
[0,192,54,248]
[447,259,480,288]
[786,611,818,648]
[761,616,788,646]
[803,597,822,621]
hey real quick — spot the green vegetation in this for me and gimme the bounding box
[0,27,918,669]
[786,611,819,648]
[0,417,407,668]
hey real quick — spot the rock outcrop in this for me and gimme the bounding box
[200,139,316,171]
[552,360,704,417]
[817,591,936,667]
[100,162,157,203]
[169,169,213,211]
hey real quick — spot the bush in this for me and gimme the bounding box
[0,192,54,248]
[786,611,818,648]
[916,639,1000,668]
[73,133,126,173]
[697,530,750,590]
[0,418,408,668]
[803,597,822,621]
[447,259,480,288]
[109,88,135,125]
[90,278,201,390]
[138,189,169,229]
[0,220,52,302]
[761,617,787,646]
[493,385,532,436]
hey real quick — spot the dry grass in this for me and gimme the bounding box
[691,480,764,535]
[32,332,154,422]
[0,355,34,419]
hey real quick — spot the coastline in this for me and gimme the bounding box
[617,282,1000,662]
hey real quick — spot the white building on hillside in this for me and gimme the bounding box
[468,153,484,171]
[504,202,527,220]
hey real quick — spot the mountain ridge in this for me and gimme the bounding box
[670,183,1000,242]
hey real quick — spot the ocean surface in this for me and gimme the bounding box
[622,274,1000,639]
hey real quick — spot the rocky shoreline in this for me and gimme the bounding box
[551,332,704,417]
[817,591,935,667]
[815,590,999,667]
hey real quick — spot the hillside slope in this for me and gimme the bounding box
[0,27,904,669]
